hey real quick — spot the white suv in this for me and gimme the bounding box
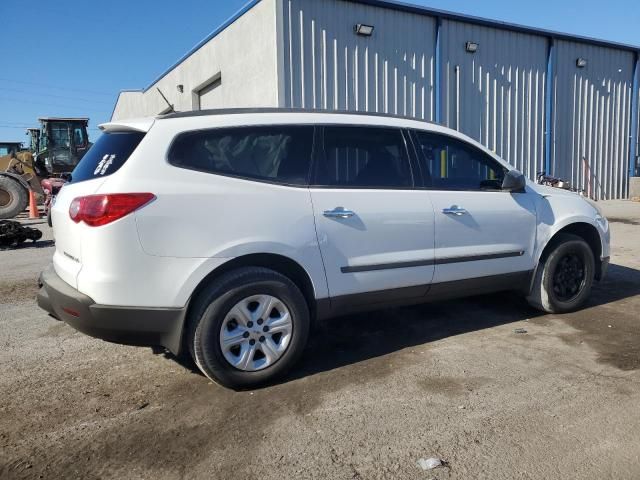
[38,110,610,389]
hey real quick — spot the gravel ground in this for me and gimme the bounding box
[1,201,639,480]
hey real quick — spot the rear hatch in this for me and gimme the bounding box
[51,123,149,288]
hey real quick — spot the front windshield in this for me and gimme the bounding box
[49,124,70,148]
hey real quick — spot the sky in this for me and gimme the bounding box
[0,0,638,144]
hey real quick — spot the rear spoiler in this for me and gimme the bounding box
[99,118,155,133]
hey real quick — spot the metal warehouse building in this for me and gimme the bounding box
[111,0,640,199]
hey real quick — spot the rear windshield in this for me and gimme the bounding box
[70,131,145,183]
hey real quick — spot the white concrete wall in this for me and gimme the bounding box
[111,0,280,121]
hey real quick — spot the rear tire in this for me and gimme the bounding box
[527,233,595,314]
[187,267,310,389]
[0,177,28,220]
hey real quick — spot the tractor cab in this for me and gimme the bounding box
[35,118,91,175]
[0,119,92,221]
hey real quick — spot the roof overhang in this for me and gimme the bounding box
[38,117,90,122]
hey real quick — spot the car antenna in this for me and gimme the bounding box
[156,88,175,114]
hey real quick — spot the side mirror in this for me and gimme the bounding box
[502,170,526,193]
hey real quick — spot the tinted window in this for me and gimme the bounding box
[314,126,412,188]
[168,126,314,185]
[70,131,145,183]
[414,131,506,191]
[50,124,70,148]
[73,127,87,147]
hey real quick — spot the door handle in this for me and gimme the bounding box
[442,205,468,216]
[323,207,355,219]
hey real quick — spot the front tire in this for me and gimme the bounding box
[187,267,310,389]
[527,233,595,314]
[0,177,28,220]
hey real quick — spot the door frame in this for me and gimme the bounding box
[308,124,438,309]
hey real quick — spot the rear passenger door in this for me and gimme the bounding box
[309,125,436,303]
[412,130,537,285]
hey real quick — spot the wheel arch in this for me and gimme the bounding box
[530,222,605,294]
[179,253,319,354]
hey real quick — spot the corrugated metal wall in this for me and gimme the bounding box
[439,20,549,180]
[635,66,640,177]
[551,41,635,200]
[281,0,639,198]
[282,0,437,120]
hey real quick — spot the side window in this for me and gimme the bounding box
[414,131,506,191]
[314,126,412,188]
[73,127,87,147]
[168,126,314,185]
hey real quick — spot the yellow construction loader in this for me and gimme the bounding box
[0,118,91,220]
[0,142,44,219]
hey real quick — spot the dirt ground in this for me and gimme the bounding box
[1,201,639,480]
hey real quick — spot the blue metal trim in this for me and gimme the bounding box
[630,53,639,177]
[142,0,261,93]
[346,0,640,53]
[434,16,441,124]
[545,38,555,175]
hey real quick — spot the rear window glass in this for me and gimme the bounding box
[314,126,412,188]
[168,126,314,185]
[70,131,145,183]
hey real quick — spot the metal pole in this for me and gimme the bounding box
[544,37,555,175]
[629,52,640,179]
[455,65,460,131]
[434,17,442,124]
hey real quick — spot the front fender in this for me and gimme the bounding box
[528,193,610,293]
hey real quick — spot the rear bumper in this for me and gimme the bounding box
[37,265,186,355]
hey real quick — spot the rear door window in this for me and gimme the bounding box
[313,126,413,188]
[70,131,145,183]
[168,126,314,186]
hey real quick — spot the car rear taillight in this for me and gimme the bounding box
[69,193,155,227]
